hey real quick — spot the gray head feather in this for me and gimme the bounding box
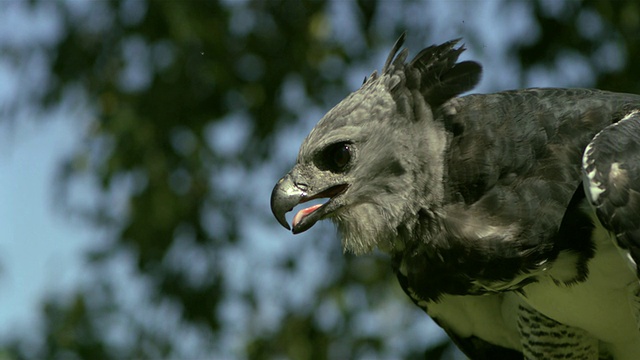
[286,35,482,254]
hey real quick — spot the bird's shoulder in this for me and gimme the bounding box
[399,88,640,299]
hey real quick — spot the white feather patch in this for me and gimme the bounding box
[582,141,604,203]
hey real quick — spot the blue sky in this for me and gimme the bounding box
[0,107,92,334]
[0,0,89,340]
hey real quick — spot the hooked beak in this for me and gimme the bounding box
[270,173,304,231]
[270,170,348,234]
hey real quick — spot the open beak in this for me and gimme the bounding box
[270,170,347,234]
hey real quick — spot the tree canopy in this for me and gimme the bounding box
[2,0,639,359]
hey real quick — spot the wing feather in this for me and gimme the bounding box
[582,109,640,275]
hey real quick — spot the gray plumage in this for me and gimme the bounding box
[271,34,640,359]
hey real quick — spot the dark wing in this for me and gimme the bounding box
[582,109,640,276]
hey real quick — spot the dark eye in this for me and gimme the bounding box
[320,142,353,172]
[332,143,351,169]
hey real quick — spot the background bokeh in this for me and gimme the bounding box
[1,1,639,359]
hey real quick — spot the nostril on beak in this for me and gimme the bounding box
[295,182,309,192]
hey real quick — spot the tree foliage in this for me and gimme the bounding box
[2,0,639,359]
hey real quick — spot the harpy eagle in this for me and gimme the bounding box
[270,34,640,359]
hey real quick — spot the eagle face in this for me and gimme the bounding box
[271,76,435,254]
[271,35,479,254]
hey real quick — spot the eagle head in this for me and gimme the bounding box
[271,34,481,254]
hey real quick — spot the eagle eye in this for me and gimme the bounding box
[318,142,353,173]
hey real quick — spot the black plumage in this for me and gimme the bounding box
[271,34,640,359]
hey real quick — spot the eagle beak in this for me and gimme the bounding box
[270,172,306,231]
[271,168,349,234]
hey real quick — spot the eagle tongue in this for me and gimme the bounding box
[292,204,323,229]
